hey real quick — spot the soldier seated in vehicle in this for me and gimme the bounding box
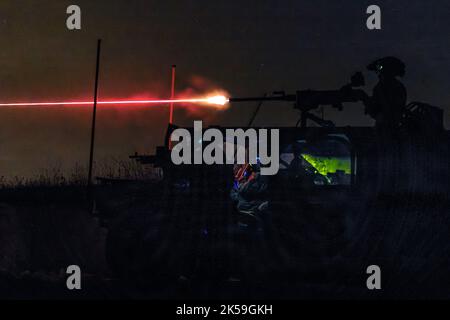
[231,163,270,227]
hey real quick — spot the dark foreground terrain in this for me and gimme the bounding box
[1,182,450,299]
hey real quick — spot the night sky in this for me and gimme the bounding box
[0,0,449,178]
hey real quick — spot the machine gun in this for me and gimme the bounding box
[229,72,366,127]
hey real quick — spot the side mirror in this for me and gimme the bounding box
[350,72,365,87]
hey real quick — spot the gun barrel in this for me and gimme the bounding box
[229,96,295,103]
[230,89,363,107]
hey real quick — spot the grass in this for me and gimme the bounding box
[0,157,161,190]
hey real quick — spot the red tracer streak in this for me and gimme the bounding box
[0,96,229,107]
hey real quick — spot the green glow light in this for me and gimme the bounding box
[301,154,351,176]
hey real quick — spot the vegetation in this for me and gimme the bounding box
[0,157,160,189]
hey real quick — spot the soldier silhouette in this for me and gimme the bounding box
[360,56,407,132]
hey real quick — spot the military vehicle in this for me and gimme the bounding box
[100,68,450,297]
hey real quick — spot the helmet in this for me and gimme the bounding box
[367,56,405,77]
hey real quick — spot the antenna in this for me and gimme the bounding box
[87,39,102,188]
